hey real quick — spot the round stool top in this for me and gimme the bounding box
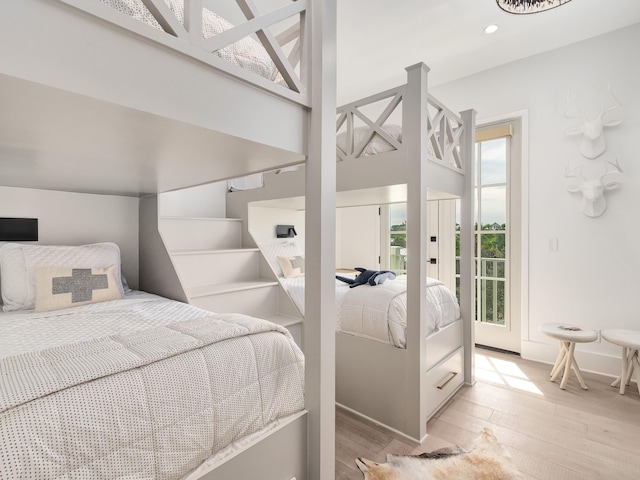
[539,323,598,342]
[601,329,640,350]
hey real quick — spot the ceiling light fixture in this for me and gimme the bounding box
[484,24,500,34]
[496,0,572,15]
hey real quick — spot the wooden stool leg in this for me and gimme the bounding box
[621,347,631,395]
[632,350,640,396]
[550,344,566,378]
[571,355,588,390]
[560,342,576,390]
[633,350,640,393]
[611,346,626,389]
[551,342,568,383]
[624,349,634,386]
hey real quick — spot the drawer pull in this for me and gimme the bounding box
[436,371,458,390]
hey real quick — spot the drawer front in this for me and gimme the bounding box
[425,320,463,371]
[425,347,464,419]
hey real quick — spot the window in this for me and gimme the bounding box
[387,203,407,274]
[457,123,515,327]
[477,135,508,325]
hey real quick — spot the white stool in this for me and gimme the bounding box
[539,323,599,390]
[601,329,640,395]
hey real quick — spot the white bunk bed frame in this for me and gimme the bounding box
[227,63,476,443]
[334,64,476,443]
[0,1,338,479]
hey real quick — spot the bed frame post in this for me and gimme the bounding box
[459,108,477,385]
[305,0,337,479]
[403,62,430,442]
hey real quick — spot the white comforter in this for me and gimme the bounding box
[281,275,460,348]
[0,292,304,479]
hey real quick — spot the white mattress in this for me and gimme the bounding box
[281,275,460,348]
[0,292,305,479]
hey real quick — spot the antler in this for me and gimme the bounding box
[600,157,623,181]
[564,162,583,178]
[563,92,581,120]
[601,83,622,115]
[564,92,585,137]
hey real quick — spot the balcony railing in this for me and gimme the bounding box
[456,256,506,325]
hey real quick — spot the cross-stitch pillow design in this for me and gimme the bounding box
[34,265,123,312]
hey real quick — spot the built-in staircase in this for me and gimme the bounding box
[158,216,302,344]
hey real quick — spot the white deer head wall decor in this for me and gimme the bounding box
[565,159,622,218]
[564,84,622,159]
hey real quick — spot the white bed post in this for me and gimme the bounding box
[404,62,430,441]
[305,0,336,479]
[459,108,477,385]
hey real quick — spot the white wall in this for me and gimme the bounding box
[249,204,381,270]
[158,182,227,218]
[336,205,380,269]
[432,24,640,375]
[248,206,306,250]
[0,187,139,288]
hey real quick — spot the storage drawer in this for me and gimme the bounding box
[425,320,463,371]
[425,347,464,419]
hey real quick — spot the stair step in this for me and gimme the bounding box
[170,248,259,256]
[160,217,242,222]
[171,249,259,285]
[186,281,279,299]
[159,217,243,251]
[264,313,303,328]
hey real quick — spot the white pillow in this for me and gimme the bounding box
[259,241,303,277]
[0,242,125,312]
[277,255,305,279]
[34,265,122,312]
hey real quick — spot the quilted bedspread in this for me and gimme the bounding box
[281,275,460,348]
[340,276,460,348]
[0,298,304,479]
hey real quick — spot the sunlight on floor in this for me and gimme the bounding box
[475,352,544,395]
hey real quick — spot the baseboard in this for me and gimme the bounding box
[476,344,520,356]
[521,339,624,379]
[336,403,426,445]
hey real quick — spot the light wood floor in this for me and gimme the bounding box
[336,347,640,480]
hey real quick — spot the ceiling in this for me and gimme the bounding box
[3,0,640,197]
[336,0,640,105]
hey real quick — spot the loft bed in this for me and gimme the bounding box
[0,0,311,195]
[336,64,476,443]
[0,1,336,479]
[227,62,476,443]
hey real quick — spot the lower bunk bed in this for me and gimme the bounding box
[0,243,306,480]
[335,318,464,440]
[225,60,475,443]
[260,240,465,441]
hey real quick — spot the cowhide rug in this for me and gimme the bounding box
[356,428,524,480]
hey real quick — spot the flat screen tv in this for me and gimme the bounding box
[0,218,38,241]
